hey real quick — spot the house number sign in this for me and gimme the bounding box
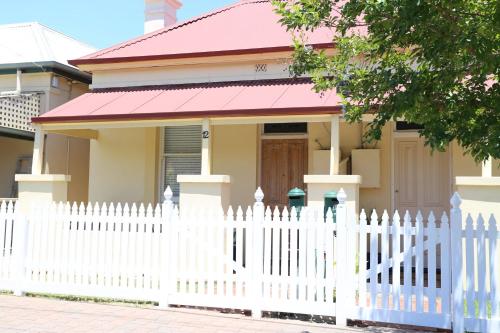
[202,131,210,139]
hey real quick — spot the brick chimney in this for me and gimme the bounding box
[144,0,182,34]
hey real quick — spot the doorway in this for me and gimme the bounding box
[261,139,308,207]
[394,137,451,217]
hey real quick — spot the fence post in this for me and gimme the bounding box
[13,203,29,297]
[335,188,351,326]
[251,187,265,319]
[450,192,464,333]
[159,186,174,309]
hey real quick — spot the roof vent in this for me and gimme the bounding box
[144,0,182,34]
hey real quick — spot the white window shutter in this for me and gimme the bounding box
[162,126,202,200]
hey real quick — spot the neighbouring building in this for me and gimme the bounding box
[0,22,96,201]
[18,0,500,219]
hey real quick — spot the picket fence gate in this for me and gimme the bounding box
[0,189,499,333]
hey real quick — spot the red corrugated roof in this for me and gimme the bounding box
[70,0,335,65]
[32,79,342,123]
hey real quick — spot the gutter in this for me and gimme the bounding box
[31,106,343,124]
[0,61,92,85]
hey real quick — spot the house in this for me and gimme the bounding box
[0,22,96,201]
[17,0,500,219]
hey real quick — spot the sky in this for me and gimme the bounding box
[0,0,237,49]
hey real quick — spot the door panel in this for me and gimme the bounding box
[287,141,307,190]
[396,141,418,214]
[261,140,287,207]
[395,138,450,217]
[261,139,308,207]
[422,144,450,215]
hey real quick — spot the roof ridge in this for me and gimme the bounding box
[0,22,96,50]
[86,0,268,60]
[32,22,96,50]
[31,22,55,61]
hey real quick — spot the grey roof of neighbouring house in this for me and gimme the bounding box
[0,22,96,67]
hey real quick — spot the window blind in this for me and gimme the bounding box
[162,126,202,201]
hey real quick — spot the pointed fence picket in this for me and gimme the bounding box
[0,190,499,332]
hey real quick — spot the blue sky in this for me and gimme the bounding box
[0,0,237,49]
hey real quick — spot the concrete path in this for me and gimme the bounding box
[0,295,434,333]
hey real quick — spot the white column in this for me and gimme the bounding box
[482,156,492,177]
[201,118,211,176]
[31,126,45,175]
[329,115,340,175]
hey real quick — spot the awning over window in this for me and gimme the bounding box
[33,79,343,124]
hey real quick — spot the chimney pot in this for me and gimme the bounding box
[144,0,182,34]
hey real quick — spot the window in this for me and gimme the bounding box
[162,126,201,201]
[263,123,307,134]
[395,121,424,131]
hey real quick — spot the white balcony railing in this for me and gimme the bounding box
[0,94,41,134]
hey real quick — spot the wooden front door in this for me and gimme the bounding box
[394,137,451,217]
[261,139,308,207]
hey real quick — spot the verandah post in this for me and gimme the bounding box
[251,187,265,319]
[13,202,29,296]
[450,192,464,333]
[335,188,351,326]
[159,186,174,309]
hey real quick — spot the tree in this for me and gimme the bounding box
[273,0,499,161]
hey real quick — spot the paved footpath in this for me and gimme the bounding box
[0,295,434,333]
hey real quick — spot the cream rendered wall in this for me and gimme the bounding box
[0,73,49,199]
[451,141,500,182]
[43,134,89,203]
[307,121,391,213]
[212,124,258,208]
[0,72,90,201]
[358,125,392,213]
[308,122,364,167]
[44,79,90,202]
[88,127,158,205]
[451,141,481,178]
[91,61,290,89]
[0,72,51,91]
[0,136,34,198]
[308,121,500,214]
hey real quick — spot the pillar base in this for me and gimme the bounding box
[455,177,500,220]
[177,175,231,212]
[304,175,361,216]
[15,174,71,213]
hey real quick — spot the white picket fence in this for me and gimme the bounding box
[353,208,452,328]
[21,201,166,301]
[0,190,499,332]
[453,209,500,333]
[0,200,16,292]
